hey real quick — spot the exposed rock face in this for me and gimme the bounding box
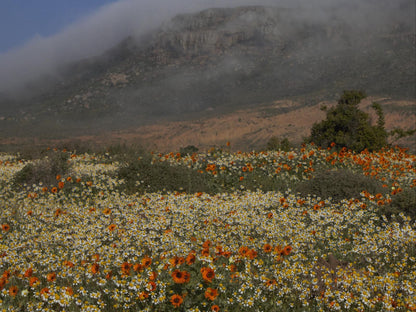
[153,6,357,56]
[157,7,269,54]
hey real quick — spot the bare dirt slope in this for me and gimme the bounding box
[64,97,415,152]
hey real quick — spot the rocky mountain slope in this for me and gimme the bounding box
[0,5,415,148]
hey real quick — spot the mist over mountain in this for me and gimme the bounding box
[0,0,414,141]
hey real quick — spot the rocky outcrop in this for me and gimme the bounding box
[154,6,290,54]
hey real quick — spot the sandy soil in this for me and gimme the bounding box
[1,97,415,152]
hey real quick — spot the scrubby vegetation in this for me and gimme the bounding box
[1,141,415,311]
[12,149,70,189]
[295,167,385,202]
[308,90,389,152]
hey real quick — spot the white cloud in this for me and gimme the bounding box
[0,0,413,95]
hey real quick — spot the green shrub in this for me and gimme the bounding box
[117,156,219,194]
[377,187,416,222]
[266,136,291,152]
[308,90,388,152]
[12,151,70,189]
[295,168,385,202]
[239,171,295,192]
[179,145,199,156]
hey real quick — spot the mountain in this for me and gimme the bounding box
[0,5,415,149]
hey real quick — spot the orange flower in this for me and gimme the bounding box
[46,272,56,282]
[139,291,149,300]
[201,267,215,283]
[171,294,183,308]
[56,175,61,181]
[51,187,58,193]
[103,208,112,215]
[24,268,33,278]
[202,240,211,249]
[282,245,292,256]
[121,262,131,275]
[58,181,65,189]
[141,256,152,268]
[267,212,273,219]
[108,224,117,231]
[186,253,196,265]
[201,248,210,257]
[29,276,40,287]
[247,249,258,259]
[42,186,48,192]
[171,270,190,284]
[86,181,93,186]
[133,263,142,272]
[90,263,100,274]
[147,281,157,292]
[263,244,272,253]
[106,271,113,280]
[265,279,277,288]
[149,271,157,281]
[0,277,7,290]
[170,256,185,267]
[63,260,74,268]
[238,246,249,257]
[9,285,18,297]
[40,287,50,297]
[211,305,220,312]
[205,287,219,301]
[2,224,10,232]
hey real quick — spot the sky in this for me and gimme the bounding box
[0,0,119,53]
[0,0,414,96]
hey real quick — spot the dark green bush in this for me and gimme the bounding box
[117,156,219,194]
[295,168,385,202]
[179,145,199,156]
[266,136,291,152]
[13,151,70,189]
[377,187,416,222]
[239,171,294,192]
[308,90,388,152]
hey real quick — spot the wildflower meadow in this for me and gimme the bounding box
[0,144,415,311]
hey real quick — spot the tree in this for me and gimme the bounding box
[266,136,291,151]
[308,90,388,152]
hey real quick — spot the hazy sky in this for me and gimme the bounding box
[0,1,119,53]
[0,0,414,95]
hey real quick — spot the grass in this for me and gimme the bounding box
[0,143,415,311]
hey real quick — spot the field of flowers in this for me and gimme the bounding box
[0,144,415,311]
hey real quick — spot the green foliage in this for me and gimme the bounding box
[179,145,199,156]
[378,187,416,222]
[389,128,416,141]
[308,90,388,152]
[117,156,219,194]
[12,150,70,189]
[295,168,385,202]
[266,136,291,151]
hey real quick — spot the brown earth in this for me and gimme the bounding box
[68,97,416,152]
[1,97,415,153]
